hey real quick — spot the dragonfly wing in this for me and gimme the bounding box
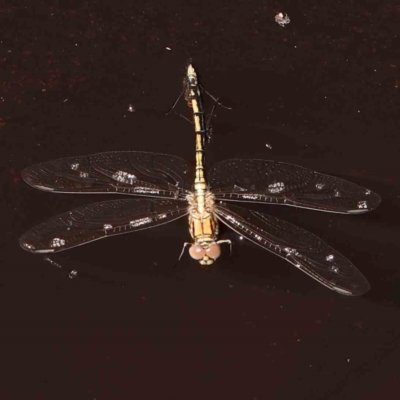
[20,198,188,253]
[22,151,194,199]
[215,202,370,295]
[210,159,380,214]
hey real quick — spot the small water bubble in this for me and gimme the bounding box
[22,242,35,250]
[357,200,368,209]
[284,247,298,257]
[113,170,137,184]
[267,182,285,194]
[128,104,135,112]
[50,238,65,248]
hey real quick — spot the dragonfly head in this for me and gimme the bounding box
[189,242,221,266]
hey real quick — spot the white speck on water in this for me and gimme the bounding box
[275,12,290,27]
[44,257,62,268]
[69,270,77,279]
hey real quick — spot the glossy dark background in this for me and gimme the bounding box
[2,1,399,399]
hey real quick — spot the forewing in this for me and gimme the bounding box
[20,198,188,253]
[22,151,194,199]
[215,203,370,295]
[209,159,380,214]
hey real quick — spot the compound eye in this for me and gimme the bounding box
[206,243,221,260]
[189,245,206,260]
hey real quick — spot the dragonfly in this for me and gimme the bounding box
[20,62,381,296]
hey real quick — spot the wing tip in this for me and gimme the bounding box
[20,242,56,254]
[346,190,381,214]
[21,168,50,191]
[19,239,36,253]
[332,279,370,296]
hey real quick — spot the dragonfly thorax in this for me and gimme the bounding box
[187,191,215,214]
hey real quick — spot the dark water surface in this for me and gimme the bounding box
[2,1,399,399]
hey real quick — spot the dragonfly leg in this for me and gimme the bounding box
[200,85,233,110]
[165,86,194,124]
[202,90,232,144]
[178,242,191,261]
[165,87,185,116]
[205,102,217,143]
[217,239,232,256]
